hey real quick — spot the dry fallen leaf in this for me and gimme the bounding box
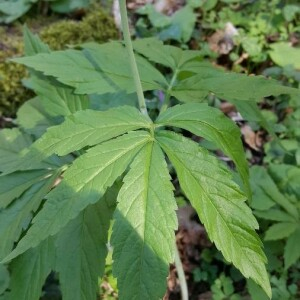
[208,22,239,54]
[241,124,263,151]
[220,102,236,114]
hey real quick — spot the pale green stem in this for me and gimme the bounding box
[160,69,179,113]
[119,0,148,116]
[174,244,189,300]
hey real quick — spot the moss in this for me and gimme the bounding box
[0,28,33,116]
[0,8,119,116]
[40,10,119,50]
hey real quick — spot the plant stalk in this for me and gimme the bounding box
[174,244,189,300]
[119,0,148,116]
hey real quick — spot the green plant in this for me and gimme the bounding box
[247,163,300,297]
[0,0,91,23]
[1,2,300,299]
[248,273,299,300]
[179,0,300,73]
[250,165,300,270]
[0,8,118,116]
[136,0,197,44]
[211,273,241,300]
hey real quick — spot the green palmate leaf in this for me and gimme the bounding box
[0,264,9,295]
[137,4,171,28]
[83,42,167,89]
[133,38,202,71]
[0,170,51,209]
[230,100,275,136]
[162,4,196,43]
[30,76,89,118]
[172,70,299,102]
[0,128,31,172]
[0,293,10,300]
[269,43,300,69]
[22,27,90,138]
[55,185,117,300]
[254,209,295,223]
[264,222,298,241]
[170,90,208,103]
[211,273,235,299]
[201,0,218,10]
[174,59,218,75]
[11,49,117,94]
[250,166,298,219]
[21,27,90,137]
[168,61,219,103]
[156,103,250,197]
[89,91,138,111]
[112,141,177,300]
[17,97,55,138]
[156,131,271,297]
[247,279,269,300]
[32,106,151,156]
[284,228,300,269]
[250,189,275,211]
[283,5,300,22]
[17,77,88,139]
[3,131,151,262]
[50,0,90,13]
[23,24,50,56]
[12,43,167,95]
[0,170,60,260]
[250,167,278,211]
[0,0,36,23]
[10,106,151,173]
[268,164,300,197]
[9,237,55,300]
